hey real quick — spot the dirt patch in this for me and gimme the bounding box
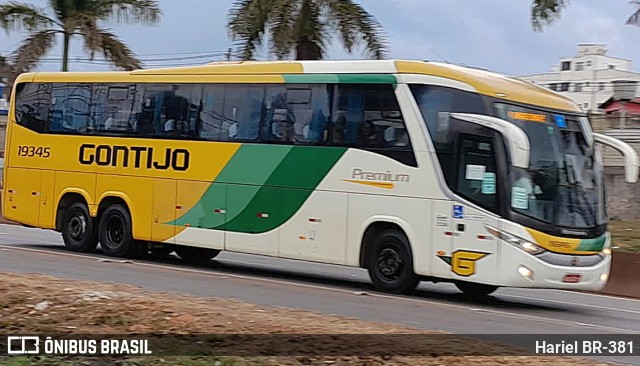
[599,251,640,298]
[0,272,616,365]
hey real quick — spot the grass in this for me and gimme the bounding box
[608,220,640,253]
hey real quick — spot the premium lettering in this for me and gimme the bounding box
[79,144,190,171]
[351,168,410,183]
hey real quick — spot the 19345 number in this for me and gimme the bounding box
[17,145,51,158]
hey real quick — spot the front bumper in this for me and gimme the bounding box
[497,243,611,291]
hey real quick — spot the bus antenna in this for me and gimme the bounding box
[429,48,451,64]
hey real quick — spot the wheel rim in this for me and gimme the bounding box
[105,215,125,249]
[377,246,403,282]
[68,215,86,242]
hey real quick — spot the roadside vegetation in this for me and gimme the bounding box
[608,220,640,253]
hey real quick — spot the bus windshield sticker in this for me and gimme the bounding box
[465,165,486,180]
[511,187,529,209]
[554,114,567,128]
[481,172,496,194]
[508,111,547,123]
[453,205,464,219]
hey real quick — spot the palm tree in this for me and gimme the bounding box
[0,54,16,100]
[0,0,161,72]
[531,0,640,30]
[0,54,8,80]
[227,0,388,61]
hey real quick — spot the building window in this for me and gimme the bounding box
[548,83,558,91]
[609,64,616,70]
[599,82,606,91]
[586,60,592,67]
[559,83,570,92]
[561,61,571,71]
[574,83,583,92]
[575,62,584,71]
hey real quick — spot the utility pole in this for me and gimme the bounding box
[590,66,597,114]
[226,48,232,61]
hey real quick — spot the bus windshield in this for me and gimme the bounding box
[495,103,606,229]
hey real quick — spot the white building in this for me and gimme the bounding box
[518,44,640,113]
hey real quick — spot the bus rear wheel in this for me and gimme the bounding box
[175,246,220,263]
[98,204,145,258]
[455,281,498,297]
[61,202,98,253]
[366,229,419,294]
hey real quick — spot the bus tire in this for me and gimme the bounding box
[175,246,220,263]
[366,229,419,294]
[455,281,498,297]
[147,243,175,257]
[98,204,145,258]
[61,202,98,253]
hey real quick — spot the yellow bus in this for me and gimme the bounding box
[3,60,638,295]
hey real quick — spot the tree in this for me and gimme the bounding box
[0,54,8,80]
[227,0,388,61]
[0,0,162,73]
[0,54,16,100]
[531,0,640,30]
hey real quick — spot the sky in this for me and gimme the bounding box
[1,0,640,77]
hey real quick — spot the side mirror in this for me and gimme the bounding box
[450,113,530,169]
[593,132,639,183]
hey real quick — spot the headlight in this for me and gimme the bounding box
[485,225,546,255]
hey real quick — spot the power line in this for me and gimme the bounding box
[36,52,228,63]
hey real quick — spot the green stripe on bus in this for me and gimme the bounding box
[173,145,346,233]
[223,146,346,233]
[171,144,292,227]
[216,144,292,185]
[283,74,397,85]
[576,233,608,252]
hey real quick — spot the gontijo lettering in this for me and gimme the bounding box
[79,144,190,171]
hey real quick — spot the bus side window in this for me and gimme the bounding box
[199,85,225,141]
[222,86,263,141]
[14,82,51,133]
[90,84,141,135]
[48,83,91,134]
[332,84,410,149]
[455,136,498,213]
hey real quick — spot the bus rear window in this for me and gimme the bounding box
[14,83,51,133]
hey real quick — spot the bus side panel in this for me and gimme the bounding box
[96,175,153,241]
[225,184,279,256]
[278,190,348,265]
[151,178,177,243]
[38,170,56,229]
[174,180,225,250]
[347,194,432,276]
[3,168,41,226]
[54,171,97,215]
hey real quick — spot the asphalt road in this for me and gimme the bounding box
[1,223,639,365]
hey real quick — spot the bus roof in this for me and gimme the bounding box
[17,60,580,113]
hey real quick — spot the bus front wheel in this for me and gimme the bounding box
[366,229,419,294]
[455,281,498,297]
[98,204,145,258]
[61,202,98,253]
[175,246,220,263]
